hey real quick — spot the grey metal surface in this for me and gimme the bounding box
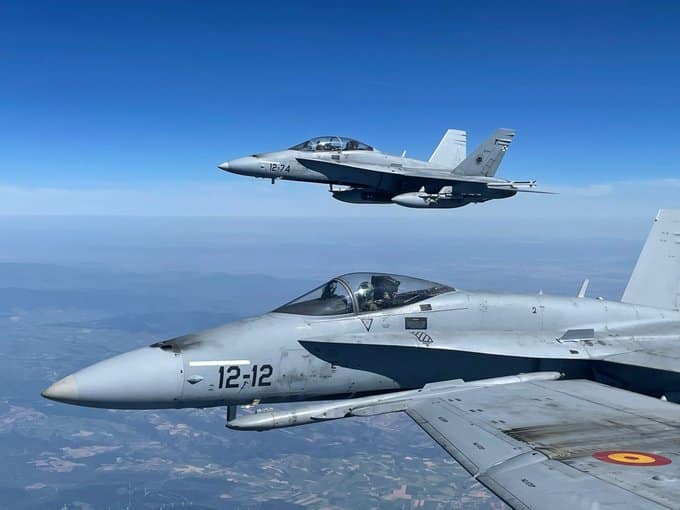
[407,379,680,509]
[623,209,680,309]
[428,128,466,167]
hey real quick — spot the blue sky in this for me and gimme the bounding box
[1,1,679,215]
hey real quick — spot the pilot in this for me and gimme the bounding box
[321,281,338,299]
[356,281,377,311]
[372,276,400,309]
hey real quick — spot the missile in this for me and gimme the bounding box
[226,399,400,431]
[227,372,561,431]
[486,180,536,189]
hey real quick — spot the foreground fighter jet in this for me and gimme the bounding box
[219,129,548,208]
[44,210,680,509]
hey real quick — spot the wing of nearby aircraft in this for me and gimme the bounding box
[229,374,680,509]
[406,378,680,510]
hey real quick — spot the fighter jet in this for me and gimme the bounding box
[219,129,549,208]
[43,210,680,509]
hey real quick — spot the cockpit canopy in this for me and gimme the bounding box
[289,136,374,152]
[274,273,454,316]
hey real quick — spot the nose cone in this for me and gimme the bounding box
[42,346,184,409]
[42,375,78,401]
[217,156,263,177]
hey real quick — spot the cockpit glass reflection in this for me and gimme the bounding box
[289,136,373,152]
[274,279,354,316]
[274,273,453,316]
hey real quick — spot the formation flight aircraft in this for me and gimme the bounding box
[219,129,549,208]
[44,210,680,509]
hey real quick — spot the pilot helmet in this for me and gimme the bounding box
[355,281,374,302]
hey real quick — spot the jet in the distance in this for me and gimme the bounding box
[219,129,550,208]
[43,210,680,509]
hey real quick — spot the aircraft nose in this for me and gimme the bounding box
[42,346,184,409]
[42,375,78,401]
[218,156,263,176]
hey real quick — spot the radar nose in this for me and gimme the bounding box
[218,156,265,177]
[41,346,184,409]
[42,375,78,401]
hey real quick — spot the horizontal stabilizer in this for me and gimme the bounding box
[429,129,466,168]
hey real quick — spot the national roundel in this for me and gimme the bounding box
[592,450,672,466]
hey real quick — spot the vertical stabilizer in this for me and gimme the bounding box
[429,129,466,168]
[622,209,680,309]
[452,128,514,177]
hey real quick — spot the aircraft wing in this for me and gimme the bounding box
[297,157,552,196]
[229,373,680,509]
[296,156,496,186]
[406,378,680,509]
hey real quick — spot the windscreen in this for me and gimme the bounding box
[274,279,354,316]
[289,137,373,152]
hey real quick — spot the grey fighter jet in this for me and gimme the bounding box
[44,210,680,509]
[219,129,549,208]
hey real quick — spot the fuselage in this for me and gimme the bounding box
[219,135,518,208]
[42,276,680,410]
[176,291,680,407]
[225,149,432,186]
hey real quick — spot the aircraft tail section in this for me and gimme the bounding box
[429,129,466,168]
[622,209,680,310]
[452,128,515,177]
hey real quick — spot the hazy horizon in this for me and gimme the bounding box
[0,213,646,300]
